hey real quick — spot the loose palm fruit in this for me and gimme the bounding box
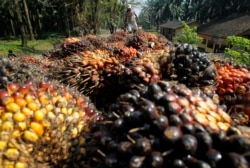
[0,80,99,167]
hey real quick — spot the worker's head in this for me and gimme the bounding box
[128,4,131,9]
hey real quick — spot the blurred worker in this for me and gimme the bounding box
[124,4,138,33]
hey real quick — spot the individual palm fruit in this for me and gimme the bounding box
[172,43,217,87]
[0,80,99,167]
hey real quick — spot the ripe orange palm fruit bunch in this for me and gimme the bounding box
[0,80,100,167]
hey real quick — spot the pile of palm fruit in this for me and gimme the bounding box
[0,29,250,167]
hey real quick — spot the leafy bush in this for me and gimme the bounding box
[173,21,202,46]
[224,36,250,66]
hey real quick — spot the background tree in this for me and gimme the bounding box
[14,0,27,47]
[22,0,35,40]
[0,0,249,43]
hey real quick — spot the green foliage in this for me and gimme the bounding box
[173,21,202,46]
[0,38,63,57]
[224,36,250,66]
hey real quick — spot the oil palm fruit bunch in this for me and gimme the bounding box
[126,31,171,51]
[43,37,97,60]
[172,43,217,87]
[53,49,124,96]
[83,81,244,168]
[11,56,53,73]
[0,57,51,89]
[85,34,107,49]
[214,61,250,106]
[107,31,128,43]
[107,42,138,63]
[119,50,171,90]
[0,80,100,167]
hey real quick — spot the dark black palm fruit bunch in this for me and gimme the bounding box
[83,81,250,168]
[172,43,217,87]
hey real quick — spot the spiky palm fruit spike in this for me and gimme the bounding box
[55,51,122,96]
[0,80,99,167]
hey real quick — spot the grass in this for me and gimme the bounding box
[0,37,63,57]
[0,29,155,57]
[0,30,112,57]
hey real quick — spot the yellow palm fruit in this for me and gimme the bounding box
[67,107,73,115]
[0,106,6,115]
[1,96,14,106]
[1,112,13,121]
[1,121,14,131]
[13,112,26,122]
[61,107,68,114]
[38,94,49,105]
[15,98,27,108]
[27,102,40,112]
[0,140,7,150]
[16,122,27,131]
[15,162,28,168]
[30,122,44,136]
[47,111,56,120]
[33,109,45,122]
[24,94,34,104]
[4,148,20,161]
[2,160,15,168]
[44,104,53,112]
[12,130,21,138]
[6,102,20,112]
[23,130,39,142]
[71,127,78,138]
[21,107,33,117]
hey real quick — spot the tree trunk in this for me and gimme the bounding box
[64,2,71,37]
[22,0,35,40]
[10,19,16,36]
[14,0,27,47]
[91,0,100,34]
